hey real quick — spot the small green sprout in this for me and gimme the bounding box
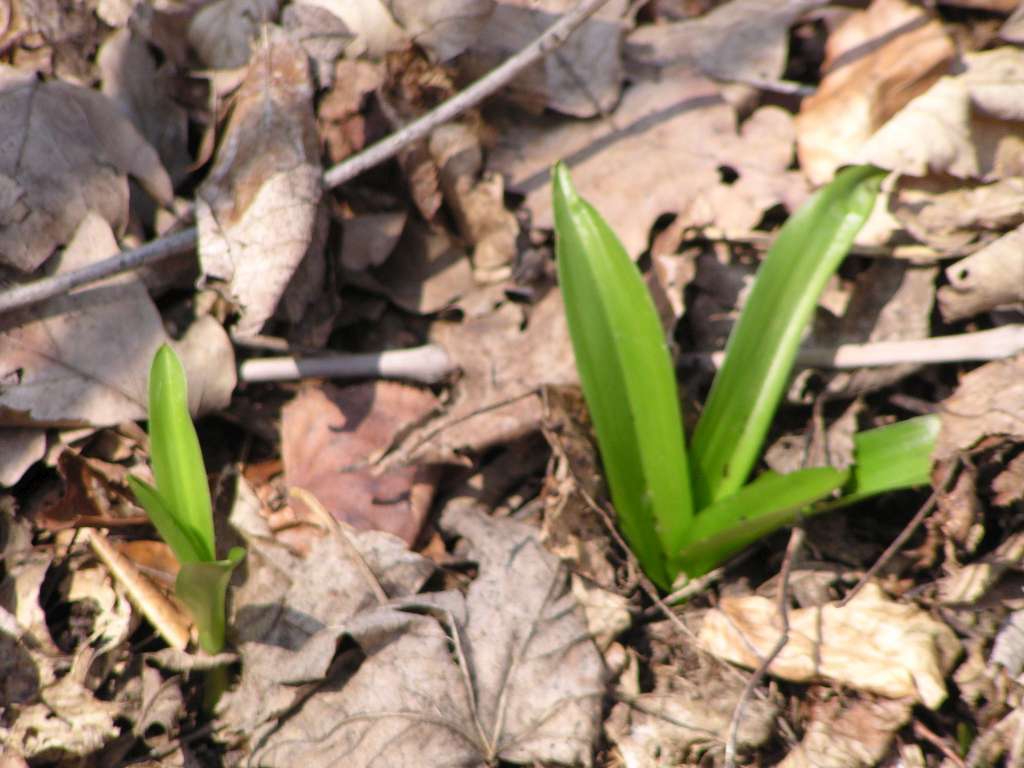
[552,162,939,589]
[128,344,245,653]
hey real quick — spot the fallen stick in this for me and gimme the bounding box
[237,344,454,384]
[0,0,613,317]
[685,325,1024,370]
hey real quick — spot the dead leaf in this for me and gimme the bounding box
[489,70,802,256]
[992,450,1024,507]
[301,0,494,62]
[699,583,962,708]
[339,211,407,271]
[404,291,578,462]
[0,65,172,272]
[197,27,324,340]
[365,219,475,313]
[934,355,1024,460]
[461,0,626,117]
[626,0,828,84]
[938,222,1024,322]
[795,0,954,184]
[281,381,439,545]
[991,609,1024,677]
[0,429,46,487]
[188,0,279,69]
[280,3,354,87]
[777,698,912,768]
[862,47,1024,180]
[430,123,519,277]
[0,214,165,427]
[98,28,192,185]
[235,500,604,767]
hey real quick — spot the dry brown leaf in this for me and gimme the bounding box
[461,0,625,117]
[281,381,439,545]
[0,214,165,427]
[280,3,354,86]
[188,0,279,68]
[862,47,1024,180]
[795,0,954,184]
[430,123,519,278]
[934,355,1024,460]
[699,583,961,708]
[936,530,1024,604]
[339,211,407,271]
[938,222,1024,322]
[992,450,1024,507]
[777,698,912,768]
[243,501,602,766]
[98,29,192,185]
[197,27,323,340]
[405,291,578,462]
[0,429,46,488]
[0,66,173,273]
[489,71,803,255]
[302,0,494,62]
[626,0,827,84]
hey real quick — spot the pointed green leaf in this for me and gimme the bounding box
[674,466,849,577]
[127,475,208,564]
[552,162,694,590]
[823,414,939,511]
[176,546,245,654]
[148,344,215,563]
[689,166,886,507]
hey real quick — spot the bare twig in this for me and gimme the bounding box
[0,0,613,318]
[237,344,455,384]
[685,325,1024,371]
[723,527,804,768]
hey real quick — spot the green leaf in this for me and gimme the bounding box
[823,414,939,511]
[674,466,849,577]
[176,546,245,654]
[552,162,694,590]
[127,475,208,564]
[147,344,215,563]
[689,165,886,508]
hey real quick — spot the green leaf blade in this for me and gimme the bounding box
[689,165,886,508]
[127,475,208,564]
[825,414,939,510]
[674,466,849,577]
[148,344,215,563]
[552,162,694,589]
[176,546,245,654]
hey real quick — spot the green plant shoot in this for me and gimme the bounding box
[128,344,245,653]
[552,161,939,588]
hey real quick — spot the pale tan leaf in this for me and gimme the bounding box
[0,66,172,272]
[935,355,1024,459]
[938,223,1024,322]
[196,27,323,339]
[699,583,961,708]
[778,698,912,768]
[795,0,954,184]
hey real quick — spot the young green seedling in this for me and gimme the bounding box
[552,162,939,589]
[128,344,245,653]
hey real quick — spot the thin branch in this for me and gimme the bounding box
[685,325,1024,371]
[0,0,613,318]
[723,527,803,768]
[237,344,455,385]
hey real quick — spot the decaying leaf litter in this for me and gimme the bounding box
[2,0,1024,765]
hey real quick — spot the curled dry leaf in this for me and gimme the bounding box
[938,222,1024,322]
[698,583,961,709]
[795,0,954,184]
[461,0,625,117]
[197,27,323,340]
[0,65,172,273]
[281,381,439,545]
[934,355,1024,460]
